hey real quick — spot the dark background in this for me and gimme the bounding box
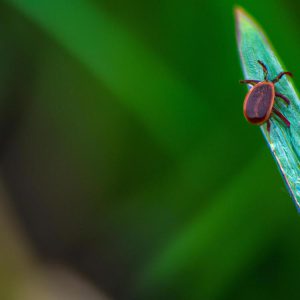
[0,0,300,299]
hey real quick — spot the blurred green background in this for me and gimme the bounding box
[0,0,300,299]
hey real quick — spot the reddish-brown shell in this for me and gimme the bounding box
[243,81,275,125]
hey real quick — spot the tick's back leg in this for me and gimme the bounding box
[267,120,271,132]
[275,92,290,105]
[272,107,290,127]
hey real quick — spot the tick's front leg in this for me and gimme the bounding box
[258,60,269,81]
[240,80,260,85]
[272,71,293,84]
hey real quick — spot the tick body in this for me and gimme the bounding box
[243,81,274,125]
[240,60,292,131]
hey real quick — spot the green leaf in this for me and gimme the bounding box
[3,0,209,157]
[236,6,300,211]
[137,151,292,299]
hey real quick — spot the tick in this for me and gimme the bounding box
[240,60,292,132]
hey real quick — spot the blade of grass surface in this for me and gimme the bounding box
[3,0,210,157]
[236,7,300,211]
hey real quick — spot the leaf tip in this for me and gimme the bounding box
[234,6,248,38]
[234,6,266,48]
[234,5,246,18]
[234,5,252,23]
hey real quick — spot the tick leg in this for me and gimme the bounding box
[272,71,293,84]
[272,107,290,128]
[267,120,271,132]
[258,60,268,80]
[239,79,260,85]
[275,92,290,105]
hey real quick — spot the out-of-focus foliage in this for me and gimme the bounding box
[0,0,299,299]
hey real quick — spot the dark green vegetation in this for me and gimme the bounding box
[0,0,300,299]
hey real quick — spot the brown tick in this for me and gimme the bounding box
[240,60,292,132]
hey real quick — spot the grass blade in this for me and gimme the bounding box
[236,7,300,211]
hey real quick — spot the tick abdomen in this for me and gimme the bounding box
[243,82,274,124]
[240,60,291,131]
